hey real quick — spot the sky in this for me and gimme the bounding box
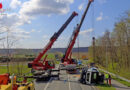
[0,0,130,49]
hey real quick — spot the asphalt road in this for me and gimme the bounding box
[34,70,97,90]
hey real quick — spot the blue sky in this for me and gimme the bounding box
[0,0,130,48]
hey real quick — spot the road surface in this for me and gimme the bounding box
[34,70,97,90]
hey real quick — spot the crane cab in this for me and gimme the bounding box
[44,60,55,70]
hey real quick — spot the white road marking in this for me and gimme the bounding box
[44,77,53,90]
[68,74,71,90]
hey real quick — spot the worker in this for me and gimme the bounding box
[105,73,109,84]
[108,74,111,86]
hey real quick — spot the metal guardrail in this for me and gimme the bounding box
[99,68,130,82]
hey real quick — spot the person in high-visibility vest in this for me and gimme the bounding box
[105,73,109,84]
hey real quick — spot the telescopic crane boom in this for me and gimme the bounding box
[62,0,94,64]
[28,12,78,70]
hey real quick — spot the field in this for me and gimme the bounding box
[0,62,30,74]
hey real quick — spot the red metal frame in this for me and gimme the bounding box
[28,12,78,70]
[0,3,2,9]
[62,0,94,66]
[0,74,10,85]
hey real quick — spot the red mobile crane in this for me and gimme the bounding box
[28,12,78,72]
[61,0,94,72]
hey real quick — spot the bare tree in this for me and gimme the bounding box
[0,26,19,73]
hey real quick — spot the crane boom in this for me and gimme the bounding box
[28,12,78,70]
[62,0,93,63]
[33,12,78,63]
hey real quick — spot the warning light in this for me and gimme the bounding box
[0,3,2,9]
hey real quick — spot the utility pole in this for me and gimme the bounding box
[92,37,95,62]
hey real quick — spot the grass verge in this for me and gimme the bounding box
[96,84,116,90]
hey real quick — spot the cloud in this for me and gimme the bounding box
[98,0,107,4]
[38,30,41,33]
[11,29,30,35]
[79,28,94,36]
[31,29,42,33]
[19,0,74,18]
[15,34,31,39]
[0,27,31,49]
[1,0,75,48]
[0,13,31,40]
[43,35,49,39]
[96,12,103,21]
[31,29,36,32]
[10,0,21,9]
[0,13,20,27]
[78,3,84,11]
[0,13,30,28]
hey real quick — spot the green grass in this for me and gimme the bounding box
[0,65,8,74]
[0,62,33,82]
[0,63,31,74]
[0,66,31,75]
[112,76,130,87]
[97,84,116,90]
[42,53,55,60]
[46,53,55,59]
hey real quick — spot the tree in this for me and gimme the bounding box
[0,26,19,73]
[89,11,130,77]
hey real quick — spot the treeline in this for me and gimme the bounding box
[89,11,130,78]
